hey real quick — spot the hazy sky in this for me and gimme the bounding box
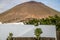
[0,0,60,13]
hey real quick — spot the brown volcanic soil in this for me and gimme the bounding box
[0,1,60,23]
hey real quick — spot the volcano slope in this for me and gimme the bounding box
[0,1,60,23]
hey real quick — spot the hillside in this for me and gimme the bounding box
[0,1,60,23]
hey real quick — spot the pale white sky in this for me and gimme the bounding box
[0,0,60,13]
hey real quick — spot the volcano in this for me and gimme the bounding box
[0,1,60,23]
